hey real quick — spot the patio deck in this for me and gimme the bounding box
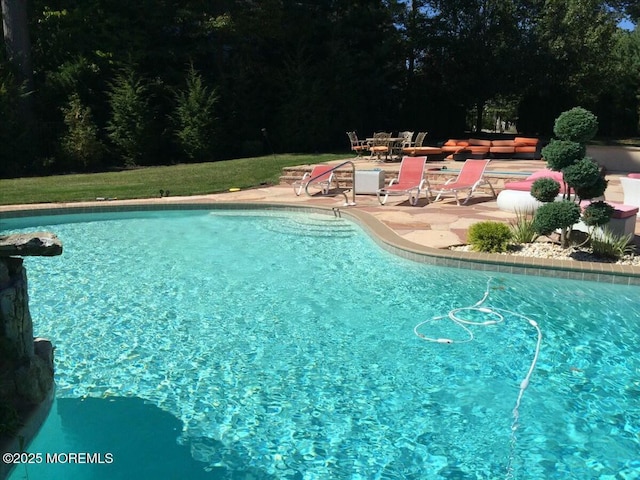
[1,156,639,284]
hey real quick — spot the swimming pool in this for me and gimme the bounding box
[4,209,640,479]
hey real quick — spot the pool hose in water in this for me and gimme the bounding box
[413,278,542,479]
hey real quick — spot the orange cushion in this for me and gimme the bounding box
[403,146,442,155]
[467,146,490,153]
[491,140,515,147]
[514,137,539,146]
[490,146,515,153]
[441,146,465,153]
[468,138,492,146]
[515,146,537,153]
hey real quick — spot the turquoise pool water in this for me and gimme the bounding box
[4,209,640,480]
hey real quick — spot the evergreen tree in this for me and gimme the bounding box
[105,66,153,167]
[173,66,218,162]
[60,93,105,171]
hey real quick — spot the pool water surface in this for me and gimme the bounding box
[4,210,640,479]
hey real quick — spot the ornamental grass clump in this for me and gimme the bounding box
[509,209,538,244]
[468,221,512,253]
[590,227,636,260]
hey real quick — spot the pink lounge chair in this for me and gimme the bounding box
[427,159,496,205]
[377,156,427,206]
[293,164,336,196]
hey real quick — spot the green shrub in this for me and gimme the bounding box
[590,227,635,259]
[541,139,585,171]
[582,201,615,227]
[106,66,154,167]
[530,177,561,203]
[60,93,105,171]
[562,157,600,187]
[553,106,599,143]
[575,174,608,201]
[532,201,581,247]
[467,221,512,253]
[173,66,219,162]
[509,209,538,243]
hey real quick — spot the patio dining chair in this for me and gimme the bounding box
[401,131,427,156]
[346,131,367,157]
[392,131,415,159]
[369,132,392,161]
[377,156,428,206]
[426,159,496,205]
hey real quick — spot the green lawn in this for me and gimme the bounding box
[0,153,348,205]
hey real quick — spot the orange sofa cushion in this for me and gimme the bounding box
[514,137,539,146]
[443,139,469,147]
[466,146,490,154]
[490,146,516,153]
[403,146,442,156]
[515,146,537,153]
[441,140,468,153]
[491,140,515,147]
[468,138,492,146]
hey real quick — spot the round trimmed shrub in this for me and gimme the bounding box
[467,221,512,253]
[575,174,608,200]
[562,157,600,189]
[553,106,599,143]
[541,140,585,171]
[532,201,581,236]
[530,177,561,202]
[582,201,615,227]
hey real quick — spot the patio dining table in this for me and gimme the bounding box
[365,137,405,161]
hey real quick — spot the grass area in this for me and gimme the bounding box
[0,153,348,205]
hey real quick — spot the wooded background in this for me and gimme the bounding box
[1,0,639,177]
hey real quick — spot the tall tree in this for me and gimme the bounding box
[535,0,618,104]
[424,0,527,132]
[1,0,32,91]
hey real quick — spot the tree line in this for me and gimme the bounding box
[0,0,638,178]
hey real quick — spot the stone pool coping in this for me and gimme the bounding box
[1,199,639,285]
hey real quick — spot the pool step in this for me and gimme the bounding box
[262,215,358,238]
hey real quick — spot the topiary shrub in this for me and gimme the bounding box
[530,177,561,203]
[582,201,615,228]
[562,158,608,200]
[540,139,585,171]
[575,175,608,201]
[553,106,599,143]
[532,201,581,247]
[467,221,512,253]
[531,106,612,248]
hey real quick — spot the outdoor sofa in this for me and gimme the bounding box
[440,137,542,160]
